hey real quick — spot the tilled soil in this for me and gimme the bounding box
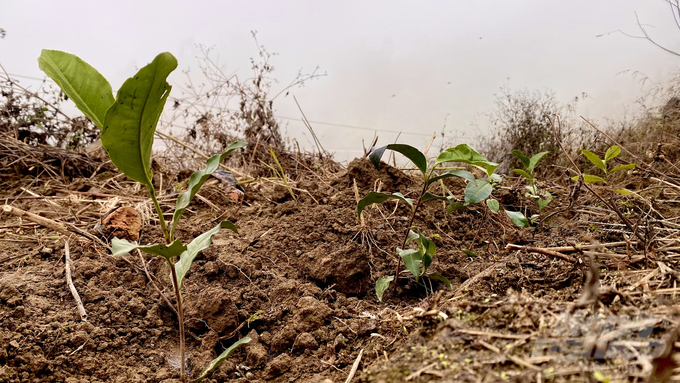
[1,157,679,382]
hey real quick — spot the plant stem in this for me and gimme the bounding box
[148,185,170,242]
[169,262,186,382]
[394,182,428,281]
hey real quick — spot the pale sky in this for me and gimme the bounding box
[2,1,680,161]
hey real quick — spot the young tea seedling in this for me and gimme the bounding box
[358,143,499,301]
[574,145,635,184]
[511,150,552,210]
[39,50,250,383]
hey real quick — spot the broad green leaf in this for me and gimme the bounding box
[537,192,552,210]
[427,272,452,289]
[505,210,530,227]
[581,149,606,173]
[571,174,606,184]
[609,163,635,173]
[375,276,394,303]
[357,191,413,218]
[604,145,621,162]
[486,199,500,213]
[426,169,475,186]
[446,202,468,213]
[406,229,419,243]
[512,168,533,181]
[421,192,450,203]
[170,140,247,238]
[38,50,114,128]
[368,144,427,175]
[528,151,550,174]
[175,221,238,288]
[398,248,423,282]
[193,337,251,383]
[511,149,530,169]
[490,173,502,183]
[435,144,499,176]
[101,52,178,186]
[111,238,186,260]
[464,179,492,205]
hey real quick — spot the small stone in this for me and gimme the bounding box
[8,340,19,348]
[295,332,318,350]
[100,206,142,242]
[333,333,347,351]
[264,354,292,379]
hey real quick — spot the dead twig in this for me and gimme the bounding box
[64,239,87,321]
[505,244,577,263]
[344,349,364,383]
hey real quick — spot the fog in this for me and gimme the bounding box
[2,1,679,161]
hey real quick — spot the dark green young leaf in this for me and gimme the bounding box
[464,179,492,205]
[486,199,500,213]
[375,276,394,303]
[357,191,413,218]
[512,168,533,181]
[417,232,436,272]
[609,163,635,173]
[446,202,468,213]
[462,248,478,257]
[101,52,177,187]
[427,272,452,289]
[38,50,114,129]
[505,210,530,227]
[421,192,450,203]
[398,248,423,282]
[511,149,530,169]
[528,151,550,174]
[170,141,246,238]
[368,144,427,175]
[537,192,552,210]
[426,169,475,186]
[581,149,606,173]
[604,145,621,162]
[110,238,186,260]
[193,337,251,383]
[175,221,238,288]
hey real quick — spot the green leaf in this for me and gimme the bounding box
[375,276,394,303]
[446,202,468,213]
[398,248,423,282]
[170,140,247,238]
[175,221,238,288]
[486,199,500,213]
[426,169,475,186]
[505,210,530,227]
[427,272,452,289]
[609,163,635,173]
[421,192,450,203]
[101,52,178,187]
[417,233,436,273]
[614,189,633,195]
[368,144,427,175]
[193,337,251,383]
[357,191,413,218]
[581,149,606,173]
[464,179,492,205]
[38,50,114,129]
[604,145,621,162]
[110,238,186,260]
[511,149,530,169]
[537,192,552,210]
[512,168,533,181]
[571,174,606,184]
[435,144,499,176]
[528,151,549,174]
[462,248,478,257]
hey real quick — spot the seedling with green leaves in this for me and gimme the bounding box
[357,143,500,301]
[39,49,250,383]
[511,150,552,210]
[574,145,636,184]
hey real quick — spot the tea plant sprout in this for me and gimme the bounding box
[512,150,552,210]
[357,143,500,301]
[39,50,249,383]
[573,145,636,184]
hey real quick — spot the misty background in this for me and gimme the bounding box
[2,0,679,162]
